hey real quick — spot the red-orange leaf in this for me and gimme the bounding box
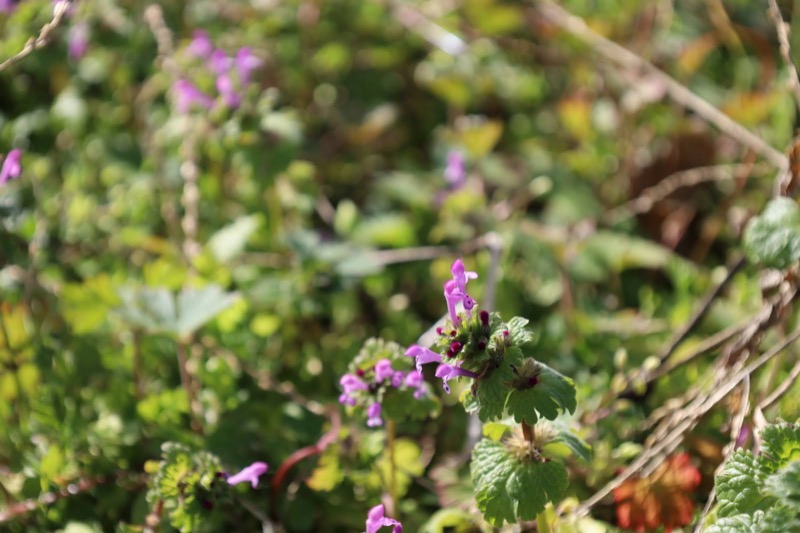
[613,453,701,532]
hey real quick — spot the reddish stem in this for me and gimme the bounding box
[269,408,340,520]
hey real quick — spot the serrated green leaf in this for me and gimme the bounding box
[506,316,534,347]
[505,363,576,425]
[765,461,800,510]
[472,347,522,421]
[743,197,800,269]
[705,511,766,533]
[471,439,568,526]
[761,422,800,468]
[716,450,776,518]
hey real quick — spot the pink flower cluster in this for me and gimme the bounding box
[173,30,262,113]
[338,358,427,428]
[406,259,481,393]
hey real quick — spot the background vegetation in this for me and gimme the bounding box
[2,0,800,531]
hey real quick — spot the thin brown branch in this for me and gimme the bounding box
[759,357,800,411]
[575,324,800,518]
[536,0,788,170]
[767,0,800,110]
[603,163,769,224]
[0,1,74,73]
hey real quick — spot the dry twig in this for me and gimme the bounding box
[767,0,800,110]
[536,0,788,170]
[603,163,770,224]
[0,1,74,73]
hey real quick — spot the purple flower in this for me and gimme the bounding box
[216,73,241,109]
[444,279,463,326]
[340,374,368,395]
[444,151,465,188]
[366,402,383,427]
[0,0,15,14]
[0,149,22,185]
[235,46,262,85]
[451,259,478,294]
[173,80,214,113]
[435,362,479,394]
[338,393,356,406]
[405,345,441,373]
[366,504,403,533]
[67,22,89,61]
[208,49,232,76]
[374,359,394,383]
[391,371,405,388]
[404,370,426,399]
[227,461,268,489]
[187,30,213,58]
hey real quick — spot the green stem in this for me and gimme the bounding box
[387,418,397,518]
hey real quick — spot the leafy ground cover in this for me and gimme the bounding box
[3,0,800,531]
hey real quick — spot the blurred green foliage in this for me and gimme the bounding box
[2,0,800,531]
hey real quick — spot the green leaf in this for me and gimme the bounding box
[547,427,591,463]
[765,461,800,511]
[207,215,261,263]
[175,286,240,336]
[506,316,534,347]
[715,450,776,518]
[705,511,766,533]
[116,285,239,337]
[505,363,576,425]
[60,275,121,335]
[471,439,568,526]
[306,445,344,492]
[483,422,512,441]
[471,346,521,421]
[743,197,800,269]
[760,422,800,468]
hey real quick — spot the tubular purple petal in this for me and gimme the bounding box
[374,359,394,383]
[227,461,268,489]
[405,345,441,373]
[366,504,403,533]
[366,402,383,427]
[0,149,22,185]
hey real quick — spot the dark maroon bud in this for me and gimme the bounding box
[528,375,539,387]
[436,327,443,335]
[356,368,365,377]
[479,310,490,326]
[503,330,509,337]
[477,340,487,350]
[450,330,457,337]
[368,383,379,394]
[200,499,214,511]
[450,341,463,353]
[446,349,456,358]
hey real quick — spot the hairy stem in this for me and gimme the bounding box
[522,421,535,443]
